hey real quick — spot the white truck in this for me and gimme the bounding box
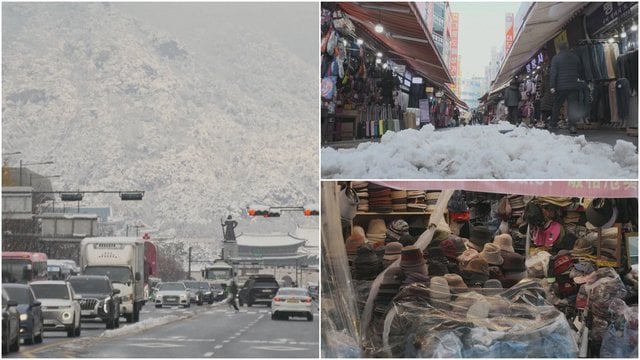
[80,237,145,323]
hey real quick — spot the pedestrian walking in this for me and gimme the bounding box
[227,279,239,312]
[550,42,585,134]
[503,77,521,125]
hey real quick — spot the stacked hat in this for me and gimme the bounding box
[400,245,428,276]
[493,233,515,253]
[457,248,479,267]
[406,190,427,211]
[382,242,403,269]
[426,246,450,276]
[461,257,489,287]
[441,235,468,260]
[444,273,467,288]
[368,184,392,213]
[366,218,387,247]
[376,268,403,309]
[466,297,491,319]
[598,227,619,262]
[586,198,617,228]
[345,227,366,261]
[386,219,410,242]
[564,210,582,224]
[479,243,504,266]
[425,191,441,212]
[398,234,417,247]
[500,251,527,288]
[447,190,469,213]
[429,276,451,301]
[353,181,369,212]
[571,237,593,257]
[508,194,526,218]
[483,279,503,289]
[408,217,427,237]
[353,244,382,280]
[390,190,408,212]
[466,225,492,251]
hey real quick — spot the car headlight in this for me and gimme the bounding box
[205,291,212,295]
[20,313,28,321]
[62,312,72,320]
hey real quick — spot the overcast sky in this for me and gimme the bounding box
[451,1,523,78]
[114,2,318,66]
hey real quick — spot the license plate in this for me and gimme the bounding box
[81,310,92,316]
[286,299,299,303]
[262,289,271,293]
[167,297,177,301]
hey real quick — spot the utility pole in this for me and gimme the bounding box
[188,246,192,280]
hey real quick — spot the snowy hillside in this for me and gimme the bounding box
[2,3,319,237]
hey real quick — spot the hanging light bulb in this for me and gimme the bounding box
[382,63,388,69]
[343,39,348,46]
[608,37,615,43]
[376,52,383,58]
[631,21,638,32]
[375,9,384,33]
[376,58,382,64]
[356,38,364,46]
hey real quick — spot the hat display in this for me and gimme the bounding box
[501,251,527,272]
[352,226,366,237]
[444,273,467,288]
[398,234,417,247]
[508,194,526,217]
[400,245,428,275]
[483,279,503,289]
[425,191,441,212]
[449,211,471,223]
[464,257,489,275]
[352,181,368,190]
[479,243,504,266]
[461,270,489,287]
[383,242,403,261]
[429,276,451,300]
[366,218,387,244]
[468,226,492,250]
[403,271,430,286]
[447,190,469,213]
[428,260,449,277]
[571,237,593,257]
[353,244,382,280]
[440,238,459,260]
[345,233,366,259]
[467,297,491,319]
[386,219,410,241]
[586,198,617,228]
[493,233,515,253]
[457,248,479,265]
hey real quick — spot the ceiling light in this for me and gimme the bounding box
[631,21,638,32]
[376,58,382,64]
[608,37,615,43]
[614,34,619,38]
[343,39,348,46]
[356,38,364,45]
[382,63,388,69]
[376,52,383,58]
[375,23,384,33]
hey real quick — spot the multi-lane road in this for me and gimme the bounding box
[7,301,319,358]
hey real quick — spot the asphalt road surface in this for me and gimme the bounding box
[7,300,319,358]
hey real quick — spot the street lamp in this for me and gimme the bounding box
[19,160,54,186]
[30,174,61,186]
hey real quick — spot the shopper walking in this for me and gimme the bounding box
[503,77,521,125]
[227,279,239,312]
[550,42,584,134]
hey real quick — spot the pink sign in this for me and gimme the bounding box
[374,181,638,198]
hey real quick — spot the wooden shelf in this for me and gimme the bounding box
[356,211,435,216]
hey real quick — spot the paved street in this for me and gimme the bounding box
[6,301,319,358]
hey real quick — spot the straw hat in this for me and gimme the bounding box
[367,218,387,235]
[479,243,504,266]
[457,248,479,265]
[463,257,489,275]
[345,233,365,258]
[493,233,515,253]
[429,276,451,301]
[571,237,593,257]
[444,273,467,288]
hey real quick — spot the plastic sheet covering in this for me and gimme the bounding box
[599,299,638,358]
[321,183,361,357]
[379,280,579,358]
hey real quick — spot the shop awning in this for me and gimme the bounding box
[337,2,453,85]
[491,2,588,93]
[478,91,489,104]
[373,181,638,198]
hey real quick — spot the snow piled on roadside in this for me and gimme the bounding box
[321,123,638,179]
[99,312,194,338]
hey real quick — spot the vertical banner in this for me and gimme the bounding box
[554,30,569,53]
[505,13,514,53]
[449,13,459,95]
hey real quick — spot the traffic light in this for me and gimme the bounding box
[266,209,281,217]
[304,204,319,216]
[120,192,144,201]
[60,193,83,201]
[248,205,269,217]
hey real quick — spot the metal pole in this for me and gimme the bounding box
[19,159,22,186]
[188,247,192,280]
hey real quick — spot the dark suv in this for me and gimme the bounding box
[238,275,279,307]
[68,275,121,329]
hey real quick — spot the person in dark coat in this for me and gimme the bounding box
[550,42,584,134]
[453,107,460,127]
[227,280,239,312]
[503,78,521,125]
[539,68,554,128]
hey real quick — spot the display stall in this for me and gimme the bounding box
[320,3,466,143]
[321,181,638,358]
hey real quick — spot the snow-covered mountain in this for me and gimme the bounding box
[2,3,319,237]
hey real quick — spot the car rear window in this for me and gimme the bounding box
[278,288,308,297]
[252,281,278,288]
[31,284,69,300]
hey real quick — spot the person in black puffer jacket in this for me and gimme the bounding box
[503,77,521,125]
[550,42,584,133]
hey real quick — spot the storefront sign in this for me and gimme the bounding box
[425,86,434,93]
[505,13,515,53]
[525,52,545,73]
[435,90,444,98]
[586,2,637,36]
[373,181,638,198]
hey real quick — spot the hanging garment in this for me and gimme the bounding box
[576,45,595,81]
[595,44,607,80]
[609,81,620,123]
[616,78,632,121]
[617,50,639,93]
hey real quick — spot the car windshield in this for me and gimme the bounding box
[159,283,185,291]
[278,288,308,297]
[183,282,199,289]
[31,284,69,300]
[253,280,279,288]
[2,259,29,283]
[4,287,30,304]
[197,282,209,289]
[84,266,131,283]
[69,279,111,294]
[210,284,223,291]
